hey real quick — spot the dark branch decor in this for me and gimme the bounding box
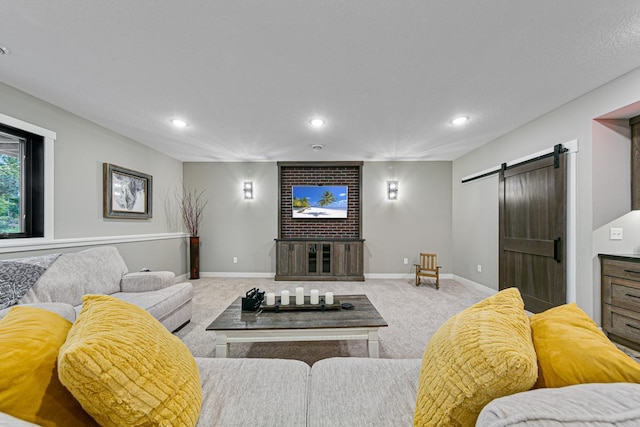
[178,187,208,236]
[177,187,208,280]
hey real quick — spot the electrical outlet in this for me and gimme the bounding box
[233,257,238,264]
[477,264,482,273]
[403,258,408,265]
[610,228,623,240]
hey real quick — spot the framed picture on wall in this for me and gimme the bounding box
[103,163,153,219]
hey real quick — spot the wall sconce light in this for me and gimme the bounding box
[387,181,398,200]
[243,181,253,199]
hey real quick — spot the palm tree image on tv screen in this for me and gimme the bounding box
[291,186,348,219]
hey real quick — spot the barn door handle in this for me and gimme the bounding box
[553,237,561,263]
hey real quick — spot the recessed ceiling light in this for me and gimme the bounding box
[170,119,188,128]
[309,118,325,128]
[451,116,469,125]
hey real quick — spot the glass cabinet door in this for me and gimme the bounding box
[308,243,317,273]
[322,243,331,273]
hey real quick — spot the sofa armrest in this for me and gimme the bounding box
[120,271,176,292]
[477,383,640,426]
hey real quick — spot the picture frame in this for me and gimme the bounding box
[103,163,152,219]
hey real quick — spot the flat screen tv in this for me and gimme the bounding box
[291,185,348,219]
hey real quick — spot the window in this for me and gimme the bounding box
[0,123,44,239]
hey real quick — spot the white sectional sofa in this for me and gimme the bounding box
[194,357,640,427]
[2,250,640,426]
[0,245,193,331]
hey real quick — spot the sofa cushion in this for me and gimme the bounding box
[58,294,202,427]
[111,281,193,322]
[530,303,640,388]
[477,382,640,426]
[414,288,538,427]
[307,357,420,427]
[120,271,176,292]
[196,357,309,426]
[19,246,127,306]
[0,302,76,322]
[0,306,98,427]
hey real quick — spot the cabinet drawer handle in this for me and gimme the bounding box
[625,293,640,300]
[624,269,640,275]
[625,323,640,332]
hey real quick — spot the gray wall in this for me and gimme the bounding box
[7,62,640,318]
[452,66,640,321]
[592,119,631,229]
[362,161,452,275]
[1,78,453,279]
[183,162,279,274]
[183,160,452,276]
[0,82,187,274]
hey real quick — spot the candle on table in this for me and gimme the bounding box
[296,287,304,305]
[266,292,275,306]
[325,292,334,305]
[310,289,319,305]
[281,290,290,305]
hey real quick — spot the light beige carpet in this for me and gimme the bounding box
[174,277,492,365]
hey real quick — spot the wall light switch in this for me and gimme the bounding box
[610,228,623,240]
[477,264,482,273]
[403,258,408,265]
[233,257,238,264]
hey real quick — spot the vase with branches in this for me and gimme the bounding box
[179,187,208,237]
[178,187,208,279]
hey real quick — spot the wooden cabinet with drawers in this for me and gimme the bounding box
[275,239,365,281]
[600,254,640,351]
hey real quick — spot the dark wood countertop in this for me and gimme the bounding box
[598,253,640,261]
[275,238,365,242]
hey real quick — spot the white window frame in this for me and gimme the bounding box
[0,112,55,247]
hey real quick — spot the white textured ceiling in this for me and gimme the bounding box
[1,1,640,162]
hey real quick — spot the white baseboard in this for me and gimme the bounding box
[198,272,275,279]
[364,273,454,280]
[186,272,461,281]
[191,272,455,281]
[175,273,189,282]
[453,275,496,295]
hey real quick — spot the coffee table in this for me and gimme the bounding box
[206,294,388,358]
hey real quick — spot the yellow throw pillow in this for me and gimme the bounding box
[414,288,538,427]
[0,306,98,427]
[530,303,640,388]
[57,295,202,427]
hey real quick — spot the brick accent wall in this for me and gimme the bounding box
[279,163,362,239]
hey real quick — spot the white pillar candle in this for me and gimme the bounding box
[266,292,275,306]
[325,292,334,305]
[296,287,304,305]
[310,289,319,305]
[280,290,290,305]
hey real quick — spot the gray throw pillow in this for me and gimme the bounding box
[0,254,60,309]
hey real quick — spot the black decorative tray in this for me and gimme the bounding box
[260,295,341,312]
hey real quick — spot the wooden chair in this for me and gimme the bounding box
[414,253,442,289]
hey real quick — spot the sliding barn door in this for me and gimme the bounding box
[499,146,567,313]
